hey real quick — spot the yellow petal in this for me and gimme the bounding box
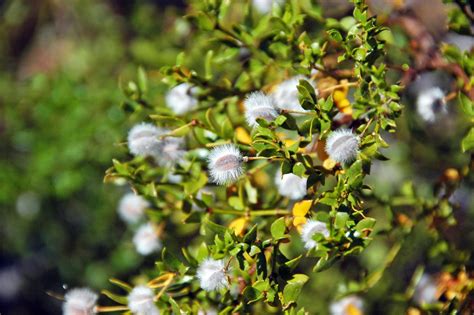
[346,304,363,315]
[323,158,337,170]
[236,127,252,145]
[333,90,346,103]
[229,217,247,236]
[292,200,312,217]
[337,98,350,109]
[341,106,353,116]
[293,216,307,226]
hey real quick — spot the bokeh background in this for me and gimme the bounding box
[1,0,473,314]
[0,1,189,313]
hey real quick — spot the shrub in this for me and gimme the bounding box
[63,0,474,314]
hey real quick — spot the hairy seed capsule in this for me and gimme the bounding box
[208,144,244,185]
[117,193,149,225]
[271,76,317,113]
[128,285,159,315]
[325,129,359,164]
[63,288,98,315]
[416,87,447,122]
[244,91,279,127]
[127,123,164,158]
[165,83,198,115]
[132,223,162,256]
[196,258,229,292]
[301,219,329,250]
[275,171,307,200]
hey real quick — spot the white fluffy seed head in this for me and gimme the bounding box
[329,295,364,315]
[127,123,164,158]
[165,83,198,115]
[128,285,159,315]
[117,193,149,224]
[197,258,229,292]
[63,288,98,315]
[158,137,186,167]
[416,87,447,122]
[414,274,438,305]
[275,171,307,200]
[133,223,161,256]
[127,123,186,166]
[244,91,279,127]
[301,219,329,250]
[271,76,317,112]
[325,129,359,164]
[208,144,244,185]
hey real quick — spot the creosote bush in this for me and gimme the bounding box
[61,0,474,314]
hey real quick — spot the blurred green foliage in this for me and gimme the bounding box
[0,0,190,313]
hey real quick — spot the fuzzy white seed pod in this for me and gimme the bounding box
[165,83,198,115]
[128,285,159,315]
[158,136,186,167]
[301,219,329,250]
[275,171,307,200]
[271,76,317,112]
[416,87,447,122]
[117,193,149,225]
[197,258,230,292]
[325,129,359,164]
[63,288,98,315]
[329,295,364,315]
[244,91,279,127]
[208,144,244,185]
[413,274,438,305]
[127,123,164,158]
[132,223,161,256]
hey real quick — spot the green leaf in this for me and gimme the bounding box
[162,247,181,271]
[459,93,473,116]
[461,128,474,152]
[109,278,132,292]
[204,50,214,80]
[282,274,309,308]
[355,218,376,233]
[292,162,306,177]
[169,297,182,314]
[192,12,215,30]
[243,224,258,244]
[275,115,288,126]
[101,290,128,304]
[229,196,245,210]
[183,172,208,195]
[203,217,228,237]
[313,255,337,272]
[271,217,287,239]
[137,66,147,94]
[243,286,263,304]
[334,212,349,229]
